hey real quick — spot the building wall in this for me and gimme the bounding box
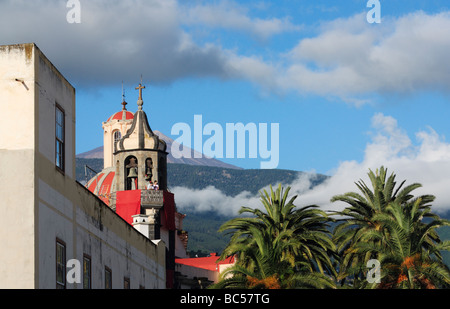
[0,43,166,289]
[36,48,76,179]
[37,173,166,289]
[0,44,37,288]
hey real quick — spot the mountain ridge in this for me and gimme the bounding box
[75,158,450,266]
[75,157,317,255]
[77,130,242,170]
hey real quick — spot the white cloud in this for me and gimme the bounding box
[0,0,299,89]
[294,113,450,215]
[0,0,230,86]
[2,1,449,102]
[182,9,450,104]
[173,113,450,216]
[172,185,261,217]
[181,0,300,41]
[279,11,450,101]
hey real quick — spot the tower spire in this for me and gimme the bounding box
[121,81,127,110]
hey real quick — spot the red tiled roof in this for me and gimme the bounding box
[87,173,104,192]
[107,110,134,122]
[175,253,235,272]
[86,170,116,206]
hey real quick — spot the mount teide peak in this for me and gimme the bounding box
[77,130,242,170]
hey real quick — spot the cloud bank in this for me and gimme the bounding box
[173,113,450,216]
[1,1,450,102]
[0,0,229,86]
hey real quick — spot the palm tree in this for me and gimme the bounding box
[357,200,450,288]
[331,166,450,288]
[211,184,336,289]
[212,225,331,289]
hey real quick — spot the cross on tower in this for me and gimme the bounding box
[135,76,146,110]
[136,83,145,101]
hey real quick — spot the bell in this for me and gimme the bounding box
[144,168,152,181]
[127,167,138,179]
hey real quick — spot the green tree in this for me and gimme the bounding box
[331,166,450,288]
[357,200,450,288]
[211,184,336,289]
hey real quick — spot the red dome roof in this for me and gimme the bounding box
[86,169,116,206]
[107,110,134,122]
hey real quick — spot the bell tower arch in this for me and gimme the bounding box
[124,156,138,190]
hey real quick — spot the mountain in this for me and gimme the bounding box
[77,146,103,159]
[75,158,326,199]
[75,129,314,255]
[75,158,450,267]
[77,130,242,170]
[76,142,450,265]
[75,157,327,255]
[167,163,326,197]
[75,159,318,197]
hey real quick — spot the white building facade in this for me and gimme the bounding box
[0,43,166,289]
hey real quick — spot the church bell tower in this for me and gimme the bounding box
[86,80,185,288]
[113,81,168,192]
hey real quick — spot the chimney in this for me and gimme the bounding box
[132,208,160,240]
[132,214,151,238]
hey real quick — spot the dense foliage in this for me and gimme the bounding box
[211,184,336,289]
[212,167,450,289]
[181,211,233,254]
[75,159,450,286]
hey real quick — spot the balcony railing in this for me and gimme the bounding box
[141,189,164,207]
[109,189,164,211]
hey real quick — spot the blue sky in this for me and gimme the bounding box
[2,0,450,213]
[68,0,450,173]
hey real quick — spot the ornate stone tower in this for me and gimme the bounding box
[86,80,186,288]
[113,82,168,192]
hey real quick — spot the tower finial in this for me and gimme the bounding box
[135,75,145,110]
[121,81,127,110]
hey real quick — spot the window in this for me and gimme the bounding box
[113,130,121,152]
[56,239,66,289]
[105,267,112,289]
[55,104,65,172]
[83,255,91,289]
[124,277,130,289]
[114,130,122,143]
